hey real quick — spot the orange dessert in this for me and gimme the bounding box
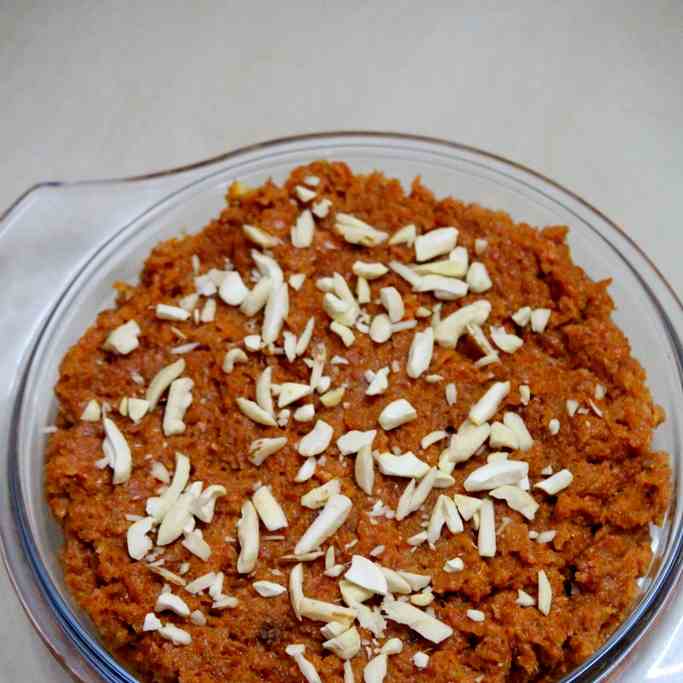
[46,162,670,682]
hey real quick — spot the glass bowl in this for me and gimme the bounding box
[2,132,683,683]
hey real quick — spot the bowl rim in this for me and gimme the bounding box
[3,130,683,683]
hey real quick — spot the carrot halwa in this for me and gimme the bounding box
[45,161,670,682]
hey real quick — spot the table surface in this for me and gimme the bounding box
[1,1,682,681]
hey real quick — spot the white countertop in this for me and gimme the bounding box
[1,2,682,681]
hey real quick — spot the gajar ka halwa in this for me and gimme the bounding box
[46,162,670,682]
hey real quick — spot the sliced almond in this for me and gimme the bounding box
[440,495,463,533]
[407,530,428,546]
[298,419,334,457]
[469,381,510,425]
[128,398,149,423]
[102,417,132,484]
[295,317,315,357]
[146,358,185,411]
[464,460,528,492]
[253,580,287,597]
[249,436,287,465]
[396,571,431,592]
[366,366,390,395]
[218,271,249,306]
[406,327,434,379]
[146,452,190,521]
[156,304,191,322]
[240,276,273,317]
[295,185,316,203]
[142,612,162,631]
[538,570,552,615]
[388,223,417,246]
[503,412,534,450]
[415,227,458,262]
[323,292,357,326]
[243,224,279,248]
[363,654,388,683]
[223,348,248,373]
[80,399,101,422]
[253,486,288,530]
[102,320,141,355]
[489,421,519,450]
[236,397,277,427]
[520,384,531,405]
[415,274,468,300]
[443,557,464,573]
[353,261,388,279]
[162,377,193,436]
[330,321,355,347]
[373,568,409,596]
[299,597,357,626]
[377,452,429,479]
[295,494,352,555]
[535,469,573,495]
[490,485,538,520]
[282,331,297,362]
[355,444,374,495]
[158,623,192,645]
[477,499,496,557]
[413,259,466,278]
[127,517,155,560]
[200,297,216,322]
[356,276,370,304]
[312,198,332,218]
[516,589,535,607]
[293,404,315,422]
[345,555,388,595]
[291,209,315,247]
[395,479,417,521]
[378,399,417,431]
[453,494,482,521]
[379,287,404,323]
[336,430,377,455]
[285,644,322,683]
[512,306,532,326]
[369,313,393,343]
[335,212,388,246]
[320,386,345,407]
[490,325,524,353]
[435,300,491,348]
[289,563,304,620]
[400,467,438,519]
[236,500,260,573]
[278,382,313,408]
[301,479,341,509]
[339,580,373,609]
[289,273,306,291]
[467,609,485,623]
[323,626,361,660]
[389,260,423,288]
[420,430,448,449]
[440,420,491,468]
[262,282,289,345]
[530,308,551,333]
[295,457,317,483]
[381,598,453,643]
[192,484,226,523]
[466,262,492,293]
[181,529,211,561]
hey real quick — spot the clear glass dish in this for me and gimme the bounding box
[2,132,683,682]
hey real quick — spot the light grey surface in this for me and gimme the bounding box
[1,1,682,681]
